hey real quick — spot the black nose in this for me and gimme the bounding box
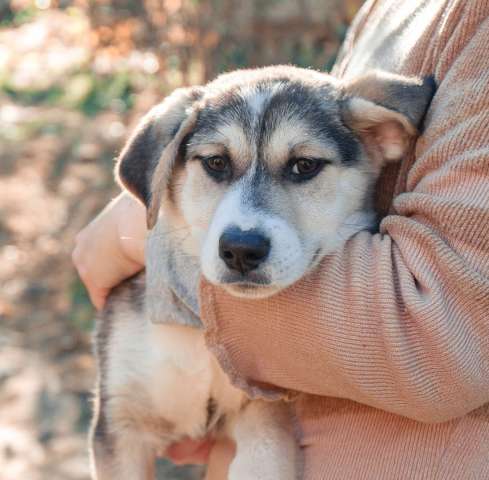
[219,228,271,275]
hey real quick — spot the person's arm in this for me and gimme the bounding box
[200,20,489,423]
[72,192,146,309]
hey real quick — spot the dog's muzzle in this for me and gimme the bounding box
[218,227,270,275]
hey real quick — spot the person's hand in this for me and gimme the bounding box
[204,437,235,479]
[165,437,216,465]
[72,193,146,310]
[165,436,234,480]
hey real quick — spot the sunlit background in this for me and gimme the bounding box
[0,0,364,478]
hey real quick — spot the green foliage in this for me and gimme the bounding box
[216,45,250,74]
[75,71,135,117]
[0,4,38,27]
[2,82,64,105]
[0,70,135,116]
[70,277,94,332]
[75,392,93,433]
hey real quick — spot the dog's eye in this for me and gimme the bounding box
[199,155,232,180]
[287,157,328,181]
[292,158,319,175]
[205,156,228,172]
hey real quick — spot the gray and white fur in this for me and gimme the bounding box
[90,65,435,480]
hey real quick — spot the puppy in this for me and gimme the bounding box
[89,65,435,480]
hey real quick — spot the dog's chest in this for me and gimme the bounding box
[107,313,244,439]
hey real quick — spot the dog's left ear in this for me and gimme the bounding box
[116,86,203,229]
[341,71,435,166]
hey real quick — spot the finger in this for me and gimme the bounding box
[71,244,83,272]
[205,438,235,480]
[88,287,109,311]
[166,438,215,465]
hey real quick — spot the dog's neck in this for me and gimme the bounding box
[145,219,202,328]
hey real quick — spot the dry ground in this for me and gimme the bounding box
[0,8,201,479]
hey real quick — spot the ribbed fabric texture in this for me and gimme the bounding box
[199,0,489,478]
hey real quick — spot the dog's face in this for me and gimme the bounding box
[177,75,373,298]
[118,66,434,298]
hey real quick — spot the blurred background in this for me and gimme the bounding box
[0,0,365,478]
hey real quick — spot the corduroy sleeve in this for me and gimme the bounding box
[200,17,489,423]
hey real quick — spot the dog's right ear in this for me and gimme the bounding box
[340,71,435,168]
[116,86,203,228]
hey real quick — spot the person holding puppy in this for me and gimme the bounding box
[74,0,489,478]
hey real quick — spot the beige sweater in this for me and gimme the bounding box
[199,0,489,478]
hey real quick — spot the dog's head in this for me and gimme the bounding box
[117,66,434,298]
